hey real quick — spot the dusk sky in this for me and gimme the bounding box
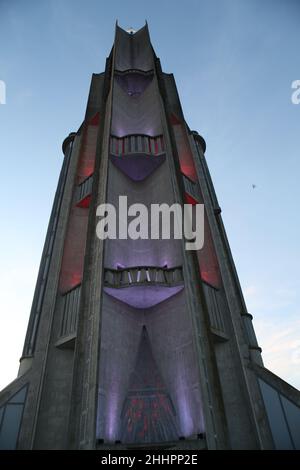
[0,0,299,391]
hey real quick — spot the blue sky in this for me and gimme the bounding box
[0,0,299,390]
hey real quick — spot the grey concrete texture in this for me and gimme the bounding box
[0,24,299,451]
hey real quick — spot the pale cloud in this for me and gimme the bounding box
[0,264,38,391]
[15,89,34,106]
[245,282,300,389]
[244,285,257,297]
[245,282,299,314]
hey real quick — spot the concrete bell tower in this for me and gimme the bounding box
[0,23,299,450]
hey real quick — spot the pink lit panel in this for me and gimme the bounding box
[77,113,100,184]
[184,192,221,289]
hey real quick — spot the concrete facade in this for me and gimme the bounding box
[0,24,299,450]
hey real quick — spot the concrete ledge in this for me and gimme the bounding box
[55,333,76,350]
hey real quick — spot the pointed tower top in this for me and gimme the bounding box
[114,22,154,71]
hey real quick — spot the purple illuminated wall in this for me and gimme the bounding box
[115,72,153,97]
[97,292,205,444]
[96,25,205,445]
[121,327,178,443]
[110,153,166,182]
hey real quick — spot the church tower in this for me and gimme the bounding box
[0,24,299,450]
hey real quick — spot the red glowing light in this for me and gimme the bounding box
[59,205,89,293]
[180,164,197,182]
[77,114,99,183]
[184,189,222,289]
[76,195,91,209]
[89,112,100,126]
[169,113,181,125]
[170,113,198,181]
[184,192,199,206]
[197,212,222,289]
[70,272,82,288]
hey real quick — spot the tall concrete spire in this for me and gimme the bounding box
[0,24,299,450]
